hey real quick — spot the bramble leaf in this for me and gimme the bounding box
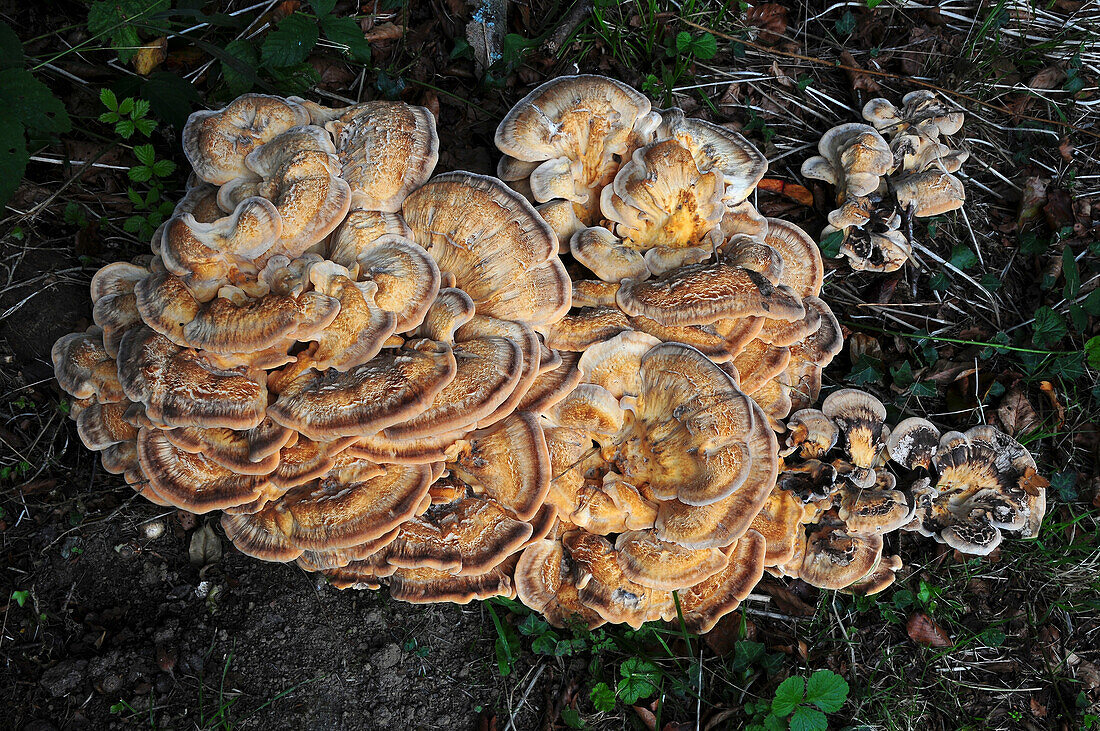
[617,658,660,705]
[0,69,71,134]
[804,669,848,713]
[320,15,371,63]
[772,676,805,718]
[590,682,616,712]
[789,705,828,731]
[262,13,319,68]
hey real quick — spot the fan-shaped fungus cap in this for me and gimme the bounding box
[616,259,804,327]
[887,417,940,470]
[801,123,893,198]
[336,232,441,333]
[799,522,884,590]
[654,398,778,548]
[221,125,352,259]
[381,336,523,440]
[451,412,550,521]
[268,340,457,440]
[658,109,768,204]
[514,539,605,629]
[838,472,914,535]
[402,172,571,327]
[225,462,434,557]
[894,169,965,217]
[678,530,767,632]
[600,140,725,251]
[116,327,268,429]
[455,315,542,427]
[748,488,804,566]
[389,560,518,604]
[75,401,138,450]
[545,306,632,352]
[841,553,902,596]
[134,270,341,354]
[570,227,649,282]
[518,351,583,413]
[271,436,357,489]
[619,343,761,506]
[784,409,839,459]
[822,389,887,486]
[547,383,625,434]
[137,428,272,513]
[383,497,531,575]
[304,261,397,370]
[416,288,476,343]
[183,94,310,185]
[615,529,729,590]
[52,329,126,403]
[165,420,291,475]
[158,196,282,302]
[732,340,792,393]
[763,218,824,298]
[564,531,674,629]
[577,330,661,398]
[788,296,843,368]
[313,100,438,212]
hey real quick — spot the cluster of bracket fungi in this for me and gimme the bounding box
[52,76,1046,633]
[803,91,969,273]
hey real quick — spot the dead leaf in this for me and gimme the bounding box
[1030,697,1048,718]
[364,22,403,42]
[756,178,813,206]
[997,385,1040,437]
[746,4,788,45]
[757,581,817,617]
[1043,189,1075,232]
[1038,381,1066,430]
[188,522,222,567]
[633,704,657,731]
[704,709,742,731]
[1028,65,1066,90]
[132,37,167,76]
[1018,176,1050,228]
[1059,138,1076,163]
[907,612,953,647]
[839,50,882,94]
[703,611,754,655]
[177,510,197,531]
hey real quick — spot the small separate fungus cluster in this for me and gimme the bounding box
[803,91,968,272]
[53,77,1046,633]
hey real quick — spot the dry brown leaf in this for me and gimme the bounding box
[1028,66,1067,90]
[1018,176,1050,228]
[746,4,788,45]
[132,37,167,76]
[756,178,813,206]
[364,22,403,42]
[1039,380,1066,430]
[839,50,882,94]
[906,612,953,647]
[1029,697,1048,718]
[1043,189,1075,232]
[997,385,1040,437]
[633,704,658,731]
[188,522,222,567]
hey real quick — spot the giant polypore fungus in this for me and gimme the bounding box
[802,91,967,272]
[53,77,1045,635]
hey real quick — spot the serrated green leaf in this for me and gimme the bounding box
[693,33,718,59]
[561,707,584,728]
[772,676,805,718]
[763,715,786,731]
[805,670,848,713]
[0,69,71,134]
[0,22,21,69]
[134,117,157,136]
[87,0,164,63]
[675,31,692,54]
[100,87,119,111]
[133,143,155,166]
[310,0,337,15]
[116,118,136,138]
[0,116,27,206]
[132,97,151,119]
[151,159,175,177]
[99,110,120,124]
[320,15,371,63]
[123,215,145,233]
[590,682,616,712]
[221,39,260,96]
[789,705,828,731]
[617,658,660,705]
[129,165,152,182]
[1031,306,1067,348]
[118,96,134,115]
[262,13,319,68]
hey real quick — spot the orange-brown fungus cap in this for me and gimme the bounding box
[53,330,126,403]
[182,94,310,185]
[117,327,268,429]
[403,172,571,327]
[615,529,729,590]
[389,559,517,604]
[451,412,550,521]
[515,539,606,629]
[678,529,767,633]
[799,522,883,590]
[748,487,805,565]
[545,307,632,352]
[268,340,457,440]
